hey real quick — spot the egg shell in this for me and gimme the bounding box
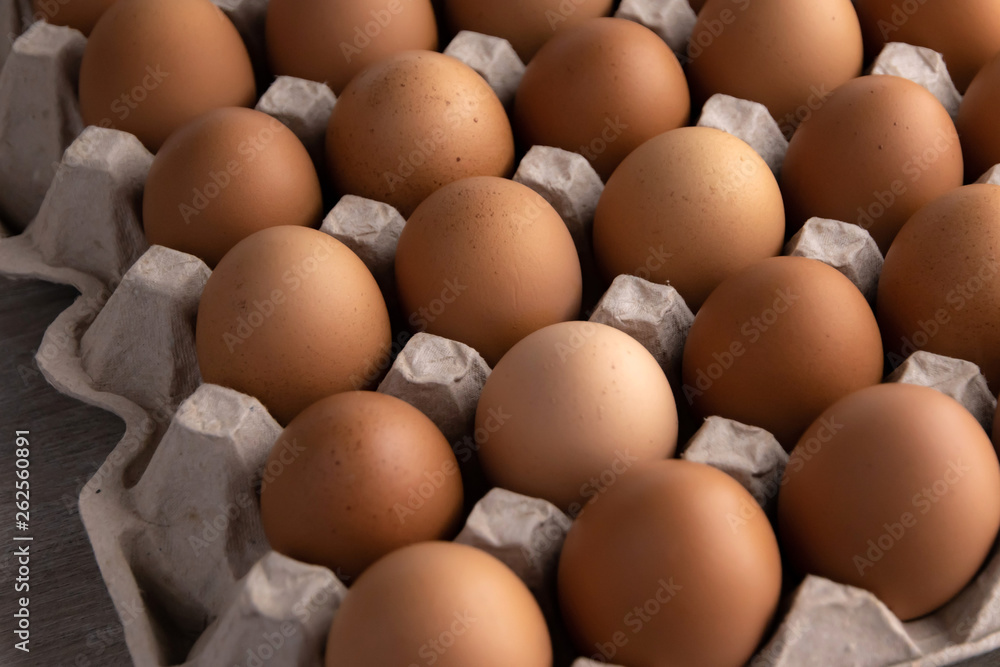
[957,52,1000,180]
[475,321,678,514]
[513,17,690,181]
[686,0,863,133]
[33,0,117,35]
[265,0,438,94]
[682,256,884,449]
[78,0,256,152]
[558,459,782,667]
[593,126,785,310]
[325,541,552,667]
[781,75,963,254]
[326,50,515,218]
[259,391,463,579]
[779,383,1000,621]
[878,184,1000,390]
[143,107,322,268]
[195,226,391,425]
[394,176,582,366]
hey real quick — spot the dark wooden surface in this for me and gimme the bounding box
[0,275,131,666]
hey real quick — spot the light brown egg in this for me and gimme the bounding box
[781,75,963,253]
[593,127,784,310]
[266,0,438,94]
[196,226,391,425]
[143,108,322,268]
[326,541,552,667]
[686,0,863,133]
[394,176,582,366]
[475,321,678,514]
[32,0,116,35]
[957,52,1000,180]
[327,51,515,218]
[682,256,884,449]
[78,0,256,152]
[559,460,782,667]
[442,0,613,62]
[878,184,1000,389]
[260,391,463,580]
[513,17,690,180]
[779,383,1000,621]
[855,0,1000,92]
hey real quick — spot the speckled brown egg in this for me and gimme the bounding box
[559,460,782,667]
[442,0,613,62]
[327,51,515,218]
[781,75,963,253]
[394,176,582,366]
[143,108,322,268]
[32,0,117,35]
[593,127,785,310]
[779,383,1000,621]
[855,0,1000,92]
[260,391,463,580]
[266,0,438,94]
[196,226,391,425]
[878,184,1000,389]
[686,0,863,134]
[682,256,884,449]
[957,52,1000,180]
[78,0,256,152]
[513,17,690,180]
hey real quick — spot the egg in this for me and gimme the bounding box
[32,0,116,35]
[682,256,884,449]
[266,0,438,94]
[327,51,515,218]
[877,184,1000,388]
[475,321,678,514]
[855,0,1000,92]
[442,0,613,62]
[957,52,1000,180]
[686,0,863,134]
[779,383,1000,620]
[558,460,782,667]
[78,0,256,152]
[781,75,963,253]
[260,391,463,579]
[593,127,785,310]
[196,226,391,425]
[326,541,552,666]
[394,176,582,366]
[513,17,690,180]
[143,108,322,268]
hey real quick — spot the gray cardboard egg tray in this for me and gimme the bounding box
[2,1,1000,666]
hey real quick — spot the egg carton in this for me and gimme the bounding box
[3,4,1000,667]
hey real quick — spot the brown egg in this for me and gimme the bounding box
[196,226,391,425]
[260,391,463,579]
[682,256,884,449]
[593,127,785,310]
[957,52,1000,180]
[475,321,678,514]
[326,541,552,666]
[32,0,116,35]
[513,17,690,180]
[781,75,963,253]
[78,0,256,152]
[394,176,582,366]
[855,0,1000,92]
[878,184,1000,388]
[143,108,322,268]
[327,51,515,218]
[779,383,1000,621]
[266,0,438,94]
[443,0,613,62]
[559,460,782,667]
[686,0,863,133]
